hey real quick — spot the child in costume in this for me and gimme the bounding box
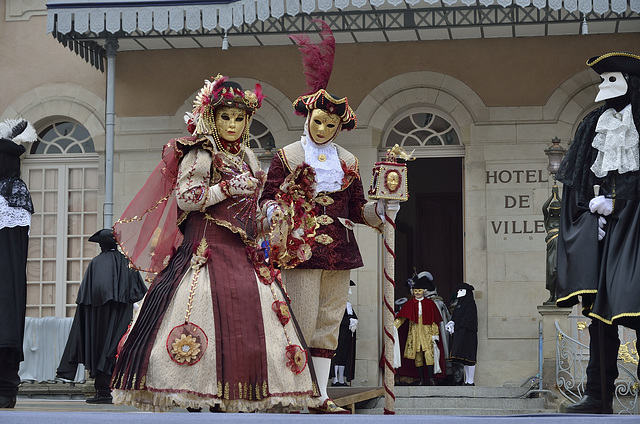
[394,272,444,386]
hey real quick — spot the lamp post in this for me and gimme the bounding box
[544,137,566,178]
[542,137,566,305]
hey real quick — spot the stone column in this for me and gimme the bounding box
[537,304,573,397]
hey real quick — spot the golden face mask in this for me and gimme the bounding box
[308,109,340,145]
[386,171,400,192]
[215,106,247,142]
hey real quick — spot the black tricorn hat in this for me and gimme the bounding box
[587,52,640,76]
[457,282,475,292]
[89,228,116,245]
[0,139,26,157]
[413,271,435,291]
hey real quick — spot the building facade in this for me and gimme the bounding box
[2,0,639,387]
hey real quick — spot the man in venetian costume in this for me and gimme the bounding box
[110,75,320,413]
[446,283,478,386]
[556,52,640,414]
[260,21,383,413]
[0,119,36,409]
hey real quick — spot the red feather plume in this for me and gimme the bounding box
[289,19,335,96]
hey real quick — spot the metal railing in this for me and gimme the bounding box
[555,319,639,414]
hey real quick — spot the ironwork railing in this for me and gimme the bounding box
[555,319,639,414]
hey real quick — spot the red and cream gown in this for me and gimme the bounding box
[110,136,320,412]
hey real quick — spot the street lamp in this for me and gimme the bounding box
[544,137,566,177]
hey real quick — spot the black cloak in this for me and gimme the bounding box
[556,106,640,327]
[449,284,477,366]
[56,249,147,380]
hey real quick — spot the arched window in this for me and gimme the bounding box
[248,119,275,151]
[31,121,96,154]
[248,118,276,170]
[383,109,463,158]
[23,120,99,318]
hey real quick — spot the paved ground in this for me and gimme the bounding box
[1,398,638,424]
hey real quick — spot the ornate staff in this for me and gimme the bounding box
[368,145,413,415]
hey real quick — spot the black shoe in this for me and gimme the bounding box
[565,395,612,414]
[86,395,113,404]
[0,396,16,408]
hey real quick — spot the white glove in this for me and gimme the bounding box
[349,318,358,333]
[376,199,386,222]
[388,200,400,212]
[432,335,439,342]
[227,172,259,197]
[445,320,455,334]
[589,195,613,216]
[376,200,401,222]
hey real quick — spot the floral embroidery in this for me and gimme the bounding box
[341,160,360,188]
[272,301,291,326]
[170,334,202,364]
[285,344,308,375]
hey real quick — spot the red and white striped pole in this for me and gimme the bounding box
[382,201,399,415]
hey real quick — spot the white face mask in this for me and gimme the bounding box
[596,72,628,102]
[457,289,466,299]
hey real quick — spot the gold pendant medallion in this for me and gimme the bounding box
[318,154,326,162]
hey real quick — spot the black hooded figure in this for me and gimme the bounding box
[447,282,477,386]
[57,229,147,404]
[0,120,35,409]
[555,52,640,414]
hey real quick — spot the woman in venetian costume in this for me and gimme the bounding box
[110,75,320,413]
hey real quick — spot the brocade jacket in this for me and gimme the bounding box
[260,141,381,270]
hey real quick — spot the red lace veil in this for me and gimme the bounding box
[113,139,184,276]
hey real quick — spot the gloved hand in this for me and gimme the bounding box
[589,195,613,216]
[266,204,286,226]
[376,199,385,222]
[445,320,455,334]
[598,216,606,241]
[376,199,401,222]
[432,335,439,342]
[226,172,259,197]
[349,318,358,333]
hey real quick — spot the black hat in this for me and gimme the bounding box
[349,280,356,286]
[413,271,435,291]
[0,139,26,157]
[587,52,640,76]
[89,228,116,245]
[457,282,475,292]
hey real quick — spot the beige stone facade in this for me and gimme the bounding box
[3,0,640,388]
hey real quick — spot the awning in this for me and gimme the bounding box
[47,0,640,70]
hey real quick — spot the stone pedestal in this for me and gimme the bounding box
[537,304,573,400]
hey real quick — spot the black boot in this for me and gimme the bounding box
[416,366,425,386]
[565,395,613,414]
[0,396,16,408]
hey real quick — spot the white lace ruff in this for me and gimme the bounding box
[590,104,640,178]
[0,195,31,230]
[301,135,344,193]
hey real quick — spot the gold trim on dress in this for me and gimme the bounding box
[316,215,334,226]
[315,234,334,245]
[315,195,334,206]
